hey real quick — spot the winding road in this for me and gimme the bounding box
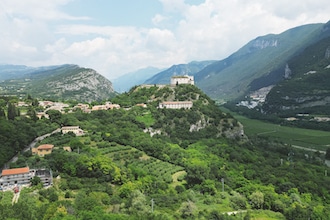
[2,128,61,169]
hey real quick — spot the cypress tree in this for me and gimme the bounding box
[7,102,16,120]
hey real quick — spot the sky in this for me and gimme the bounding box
[1,0,329,80]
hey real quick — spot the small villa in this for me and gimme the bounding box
[61,126,84,136]
[32,144,54,157]
[159,101,193,109]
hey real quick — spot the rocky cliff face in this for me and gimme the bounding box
[251,38,278,50]
[45,68,115,102]
[0,64,116,102]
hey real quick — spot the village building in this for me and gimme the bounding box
[91,102,120,111]
[159,101,193,109]
[135,103,147,108]
[92,105,108,111]
[32,144,54,157]
[17,101,29,107]
[170,75,194,86]
[35,169,53,187]
[74,103,91,113]
[61,126,84,136]
[0,167,32,186]
[36,112,49,119]
[0,167,53,187]
[63,146,72,152]
[38,101,54,107]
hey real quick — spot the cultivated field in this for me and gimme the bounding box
[221,108,330,151]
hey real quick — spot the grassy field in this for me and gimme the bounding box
[221,107,330,151]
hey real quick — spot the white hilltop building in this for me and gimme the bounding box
[159,101,193,109]
[170,75,194,86]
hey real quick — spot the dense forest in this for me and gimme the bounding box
[0,86,329,219]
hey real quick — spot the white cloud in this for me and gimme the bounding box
[0,0,329,79]
[152,14,168,26]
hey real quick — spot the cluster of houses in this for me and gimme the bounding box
[18,75,196,118]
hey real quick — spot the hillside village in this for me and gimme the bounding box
[0,75,197,195]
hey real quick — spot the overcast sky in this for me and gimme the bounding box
[1,0,329,79]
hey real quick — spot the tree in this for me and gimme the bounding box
[326,148,330,160]
[127,190,149,215]
[249,191,264,209]
[179,200,197,218]
[7,102,17,120]
[31,176,42,186]
[0,108,5,118]
[47,109,62,124]
[27,107,38,122]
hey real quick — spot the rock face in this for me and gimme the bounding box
[44,67,115,102]
[251,38,278,50]
[0,64,116,102]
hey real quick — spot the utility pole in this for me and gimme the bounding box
[221,178,224,192]
[151,198,154,213]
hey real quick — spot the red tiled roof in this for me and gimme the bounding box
[1,167,30,176]
[37,144,54,150]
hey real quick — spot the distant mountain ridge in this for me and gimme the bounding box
[0,64,115,102]
[112,67,162,92]
[0,64,60,81]
[195,22,330,101]
[143,22,330,104]
[144,60,215,85]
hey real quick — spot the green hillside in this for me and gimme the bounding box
[1,86,329,219]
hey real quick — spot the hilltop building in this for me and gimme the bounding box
[170,75,194,86]
[159,101,193,109]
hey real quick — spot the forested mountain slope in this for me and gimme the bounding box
[263,36,330,116]
[195,22,330,101]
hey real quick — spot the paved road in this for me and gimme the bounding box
[2,128,61,169]
[291,145,326,154]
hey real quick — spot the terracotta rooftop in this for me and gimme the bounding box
[1,167,30,176]
[37,144,54,150]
